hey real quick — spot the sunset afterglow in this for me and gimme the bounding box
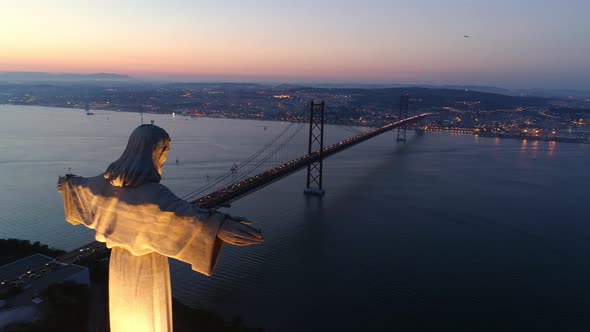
[2,0,589,88]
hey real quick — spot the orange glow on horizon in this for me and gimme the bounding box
[2,1,588,87]
[0,8,505,83]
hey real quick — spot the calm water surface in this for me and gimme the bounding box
[1,105,589,331]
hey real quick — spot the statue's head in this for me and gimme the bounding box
[104,124,171,187]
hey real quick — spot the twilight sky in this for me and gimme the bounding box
[1,0,589,89]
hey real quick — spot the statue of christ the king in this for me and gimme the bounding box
[57,124,264,332]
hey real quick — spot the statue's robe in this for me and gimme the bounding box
[59,175,224,332]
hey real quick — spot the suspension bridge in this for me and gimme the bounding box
[192,112,429,209]
[4,95,431,277]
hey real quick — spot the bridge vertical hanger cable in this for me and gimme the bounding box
[226,106,308,188]
[182,104,309,201]
[229,123,306,186]
[185,123,301,200]
[181,122,296,200]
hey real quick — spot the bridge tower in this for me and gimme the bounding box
[396,93,410,142]
[304,100,326,196]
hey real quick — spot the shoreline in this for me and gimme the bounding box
[0,102,378,128]
[3,103,588,145]
[418,127,590,144]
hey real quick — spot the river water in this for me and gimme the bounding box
[1,105,589,331]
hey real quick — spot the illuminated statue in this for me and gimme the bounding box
[57,124,263,332]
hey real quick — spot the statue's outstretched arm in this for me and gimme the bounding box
[157,185,264,247]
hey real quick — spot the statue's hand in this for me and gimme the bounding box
[57,174,79,193]
[217,217,264,246]
[57,176,67,193]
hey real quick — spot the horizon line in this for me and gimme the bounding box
[0,70,589,92]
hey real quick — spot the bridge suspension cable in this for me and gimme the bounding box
[181,104,309,201]
[198,122,305,198]
[180,122,297,200]
[227,123,306,187]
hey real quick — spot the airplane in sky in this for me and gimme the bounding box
[464,34,470,38]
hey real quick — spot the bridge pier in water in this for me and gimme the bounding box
[304,100,326,196]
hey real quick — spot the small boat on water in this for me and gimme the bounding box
[230,163,238,171]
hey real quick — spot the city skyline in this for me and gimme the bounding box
[2,0,589,89]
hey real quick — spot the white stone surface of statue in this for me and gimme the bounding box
[57,124,263,332]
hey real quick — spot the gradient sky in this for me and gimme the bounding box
[1,0,589,89]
